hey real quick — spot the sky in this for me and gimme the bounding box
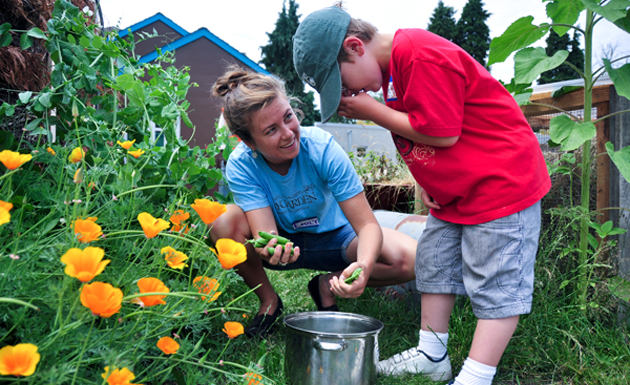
[100,0,630,92]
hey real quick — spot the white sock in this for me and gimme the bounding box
[453,358,496,385]
[418,329,448,360]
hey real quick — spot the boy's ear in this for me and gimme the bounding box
[342,36,365,57]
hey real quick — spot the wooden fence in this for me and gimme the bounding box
[521,84,630,282]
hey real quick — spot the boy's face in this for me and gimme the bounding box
[338,43,384,96]
[247,96,300,173]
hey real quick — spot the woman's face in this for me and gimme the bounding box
[248,96,300,174]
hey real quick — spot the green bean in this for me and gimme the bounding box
[258,231,291,245]
[267,246,294,256]
[344,268,363,284]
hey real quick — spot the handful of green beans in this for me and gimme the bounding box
[247,231,294,255]
[344,267,363,284]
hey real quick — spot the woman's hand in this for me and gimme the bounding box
[257,231,300,266]
[329,262,368,298]
[420,188,441,210]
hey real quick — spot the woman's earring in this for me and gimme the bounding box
[251,149,258,159]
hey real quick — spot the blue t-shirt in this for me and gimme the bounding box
[226,126,364,234]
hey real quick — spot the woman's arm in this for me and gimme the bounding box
[245,207,299,266]
[331,192,383,297]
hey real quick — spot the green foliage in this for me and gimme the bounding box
[0,1,266,383]
[259,0,319,125]
[539,30,585,84]
[514,46,569,84]
[427,0,458,42]
[348,151,410,184]
[452,0,491,67]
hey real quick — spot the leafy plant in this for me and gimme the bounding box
[0,1,270,383]
[488,0,630,310]
[349,151,410,184]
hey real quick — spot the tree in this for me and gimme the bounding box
[427,0,458,42]
[259,0,318,125]
[538,29,584,84]
[453,0,491,67]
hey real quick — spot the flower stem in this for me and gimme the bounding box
[215,339,230,364]
[70,316,96,385]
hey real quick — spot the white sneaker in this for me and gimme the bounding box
[377,347,452,381]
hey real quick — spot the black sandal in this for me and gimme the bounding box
[308,274,339,311]
[244,296,284,338]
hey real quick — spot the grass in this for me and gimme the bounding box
[215,227,630,385]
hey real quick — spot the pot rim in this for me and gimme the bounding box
[283,311,384,338]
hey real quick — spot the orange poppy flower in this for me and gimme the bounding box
[170,223,190,234]
[102,366,142,385]
[169,210,191,234]
[127,149,145,158]
[80,282,123,318]
[0,200,12,227]
[214,238,247,269]
[192,276,222,302]
[137,277,169,307]
[0,208,9,226]
[68,147,85,164]
[169,210,190,225]
[0,200,12,212]
[137,213,170,238]
[0,343,40,377]
[245,372,263,385]
[116,139,136,150]
[46,147,56,155]
[73,217,103,243]
[0,150,33,170]
[190,199,226,225]
[156,336,180,355]
[161,246,188,270]
[222,321,244,339]
[60,247,110,282]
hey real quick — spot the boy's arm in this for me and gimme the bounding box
[338,92,459,147]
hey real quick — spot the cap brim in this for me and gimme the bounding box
[318,63,342,124]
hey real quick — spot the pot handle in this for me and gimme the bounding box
[313,338,347,352]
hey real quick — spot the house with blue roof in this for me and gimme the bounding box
[118,13,269,147]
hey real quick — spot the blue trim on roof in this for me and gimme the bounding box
[118,12,189,38]
[138,27,269,75]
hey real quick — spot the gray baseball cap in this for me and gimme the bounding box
[293,7,351,123]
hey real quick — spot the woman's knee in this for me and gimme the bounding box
[380,229,417,272]
[209,204,251,242]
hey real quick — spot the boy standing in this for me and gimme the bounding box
[293,5,551,385]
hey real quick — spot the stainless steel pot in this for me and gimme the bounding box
[283,311,384,385]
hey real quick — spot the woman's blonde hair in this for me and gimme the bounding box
[333,1,378,63]
[212,66,300,144]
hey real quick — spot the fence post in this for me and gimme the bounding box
[609,86,630,326]
[609,86,630,277]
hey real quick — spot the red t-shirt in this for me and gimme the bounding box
[385,29,550,225]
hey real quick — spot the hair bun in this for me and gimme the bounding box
[213,66,251,97]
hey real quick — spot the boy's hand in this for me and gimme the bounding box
[338,92,380,121]
[420,189,441,210]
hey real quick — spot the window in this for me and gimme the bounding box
[150,117,181,146]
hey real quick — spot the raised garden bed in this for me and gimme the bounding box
[363,183,416,214]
